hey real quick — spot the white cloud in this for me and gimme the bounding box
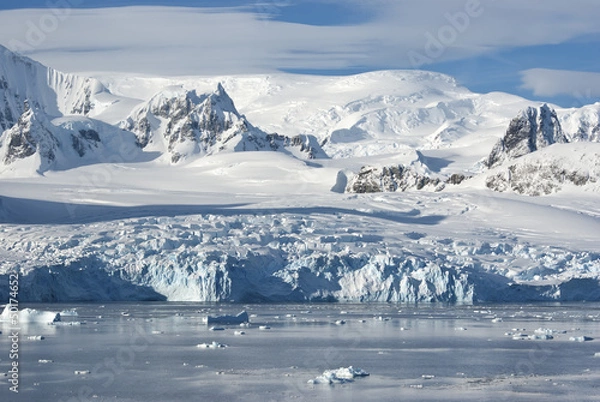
[520,68,600,99]
[0,1,599,76]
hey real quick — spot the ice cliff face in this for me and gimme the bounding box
[122,84,324,163]
[486,104,568,168]
[1,209,599,303]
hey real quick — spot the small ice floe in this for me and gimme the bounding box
[27,336,45,341]
[197,341,228,349]
[421,374,435,379]
[307,366,370,385]
[570,336,594,342]
[209,326,225,331]
[234,331,246,336]
[74,370,91,375]
[335,320,346,325]
[38,359,53,364]
[203,311,249,325]
[259,325,271,330]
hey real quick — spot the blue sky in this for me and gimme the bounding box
[1,0,599,107]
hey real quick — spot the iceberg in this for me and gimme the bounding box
[0,306,60,324]
[308,366,370,385]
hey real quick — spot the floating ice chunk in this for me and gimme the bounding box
[308,366,370,385]
[1,306,60,324]
[570,336,594,342]
[197,341,228,349]
[528,334,553,341]
[203,311,249,325]
[74,370,90,375]
[534,328,566,335]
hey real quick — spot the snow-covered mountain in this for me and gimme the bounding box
[121,84,324,163]
[0,100,144,175]
[2,45,600,303]
[0,44,106,129]
[560,102,600,142]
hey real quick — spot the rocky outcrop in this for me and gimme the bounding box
[486,104,568,168]
[347,164,467,193]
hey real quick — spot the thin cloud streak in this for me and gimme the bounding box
[0,2,598,77]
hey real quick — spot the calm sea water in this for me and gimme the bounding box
[1,303,599,402]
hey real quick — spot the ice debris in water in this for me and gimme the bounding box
[197,341,228,349]
[569,336,594,342]
[308,366,370,385]
[534,328,566,335]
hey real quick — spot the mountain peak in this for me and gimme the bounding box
[486,104,568,168]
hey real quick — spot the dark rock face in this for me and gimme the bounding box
[486,104,568,168]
